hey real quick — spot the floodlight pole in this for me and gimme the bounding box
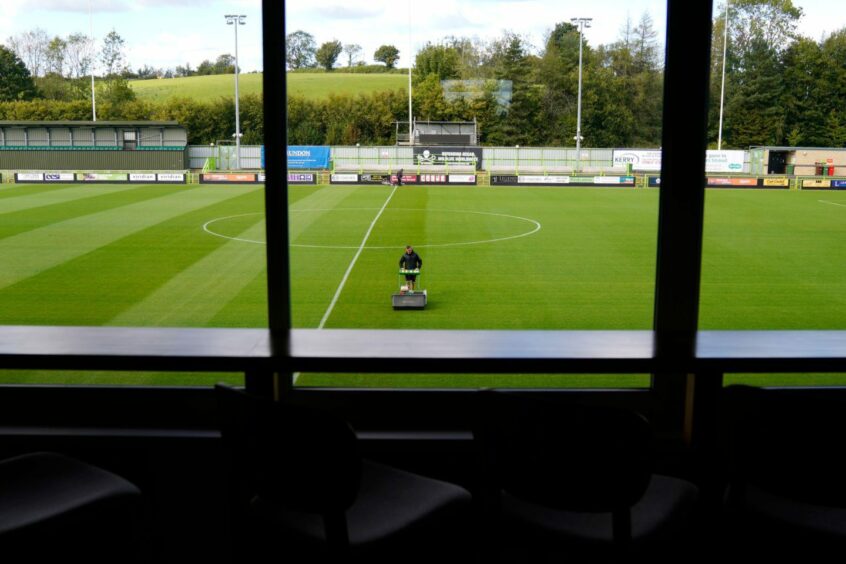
[226,14,246,170]
[571,17,591,171]
[89,0,96,122]
[717,1,729,150]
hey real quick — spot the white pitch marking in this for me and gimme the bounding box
[819,199,846,208]
[317,185,399,330]
[203,208,542,249]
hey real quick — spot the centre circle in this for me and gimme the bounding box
[203,208,541,248]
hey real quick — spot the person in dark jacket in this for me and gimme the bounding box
[395,168,404,187]
[399,245,422,292]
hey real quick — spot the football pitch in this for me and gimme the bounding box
[0,182,844,387]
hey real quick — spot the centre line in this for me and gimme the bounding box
[318,184,399,330]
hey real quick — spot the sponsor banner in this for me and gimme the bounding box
[414,146,483,170]
[287,146,330,169]
[612,149,746,172]
[831,180,846,189]
[803,179,831,189]
[331,173,360,184]
[490,175,519,185]
[257,173,266,182]
[612,149,662,172]
[78,172,129,182]
[45,172,75,182]
[448,174,477,184]
[394,174,418,184]
[287,173,316,185]
[706,150,745,173]
[129,173,156,182]
[157,173,186,183]
[518,175,571,185]
[647,176,661,187]
[707,177,758,187]
[593,176,636,185]
[200,173,257,183]
[16,173,44,182]
[763,178,790,187]
[418,174,448,184]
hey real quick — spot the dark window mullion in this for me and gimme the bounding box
[652,0,714,432]
[260,0,291,396]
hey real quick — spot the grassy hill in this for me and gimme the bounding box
[130,73,264,102]
[287,72,407,99]
[130,72,407,102]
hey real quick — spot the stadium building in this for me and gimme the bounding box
[0,120,187,170]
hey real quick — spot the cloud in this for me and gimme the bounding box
[19,0,130,13]
[308,4,382,20]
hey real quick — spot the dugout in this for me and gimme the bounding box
[749,145,846,176]
[0,120,188,170]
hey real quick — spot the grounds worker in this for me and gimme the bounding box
[399,245,422,291]
[395,168,404,187]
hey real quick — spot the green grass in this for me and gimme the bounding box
[286,73,407,99]
[130,73,264,102]
[0,183,843,387]
[129,73,407,102]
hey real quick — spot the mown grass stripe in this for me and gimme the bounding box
[0,183,145,216]
[0,184,196,242]
[0,185,261,293]
[0,188,264,326]
[108,218,266,326]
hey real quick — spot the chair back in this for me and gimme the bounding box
[216,384,361,514]
[724,384,846,506]
[478,390,653,513]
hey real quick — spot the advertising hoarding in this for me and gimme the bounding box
[287,173,316,185]
[287,146,330,169]
[413,146,483,170]
[157,173,186,183]
[200,173,257,183]
[129,173,157,182]
[78,173,129,182]
[612,150,746,172]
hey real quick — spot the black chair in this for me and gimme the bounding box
[475,391,698,561]
[722,384,846,557]
[0,451,141,563]
[215,384,473,562]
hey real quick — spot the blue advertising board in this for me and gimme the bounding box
[831,180,846,189]
[287,146,330,169]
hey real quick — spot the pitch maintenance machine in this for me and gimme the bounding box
[392,269,427,310]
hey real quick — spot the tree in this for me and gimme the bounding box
[414,42,460,81]
[0,45,38,101]
[45,36,67,77]
[7,28,50,77]
[316,40,343,71]
[286,30,317,69]
[196,60,214,75]
[214,54,236,74]
[343,43,362,67]
[100,29,126,77]
[374,45,400,69]
[65,33,93,79]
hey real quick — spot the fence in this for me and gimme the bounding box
[186,145,753,174]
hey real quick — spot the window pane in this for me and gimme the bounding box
[700,1,846,332]
[286,1,667,388]
[0,4,265,385]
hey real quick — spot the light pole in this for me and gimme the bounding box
[225,14,246,170]
[571,17,592,171]
[717,1,729,150]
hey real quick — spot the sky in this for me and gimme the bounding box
[0,0,844,73]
